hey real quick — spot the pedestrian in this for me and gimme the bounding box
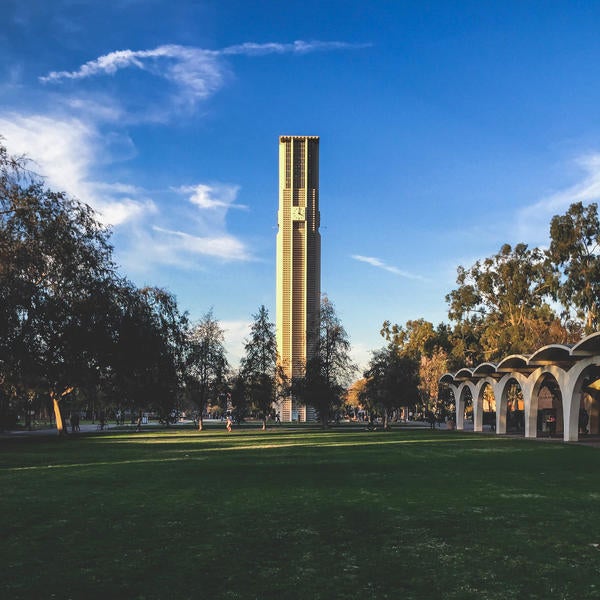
[427,411,436,429]
[226,414,232,433]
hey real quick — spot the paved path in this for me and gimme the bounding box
[0,421,170,438]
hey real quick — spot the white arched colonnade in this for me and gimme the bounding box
[439,332,600,442]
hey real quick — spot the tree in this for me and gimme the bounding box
[239,306,284,430]
[548,201,600,334]
[228,370,249,423]
[293,296,355,427]
[418,347,451,421]
[445,243,564,361]
[0,141,119,433]
[185,309,228,431]
[346,378,367,420]
[380,318,437,359]
[135,287,188,425]
[363,343,419,428]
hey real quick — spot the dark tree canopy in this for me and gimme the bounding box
[239,305,284,430]
[0,141,189,433]
[185,309,228,431]
[0,142,119,432]
[293,296,355,427]
[363,343,419,428]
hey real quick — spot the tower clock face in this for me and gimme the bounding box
[292,206,306,221]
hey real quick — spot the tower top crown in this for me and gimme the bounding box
[279,135,319,142]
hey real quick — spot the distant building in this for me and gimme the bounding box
[276,136,321,421]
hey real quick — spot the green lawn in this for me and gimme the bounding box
[2,426,600,599]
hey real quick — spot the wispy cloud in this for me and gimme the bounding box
[178,183,247,210]
[352,255,427,281]
[152,226,251,262]
[517,153,600,245]
[116,222,252,276]
[220,40,371,56]
[41,45,225,110]
[0,114,155,226]
[3,38,369,276]
[41,41,368,82]
[0,116,250,272]
[40,40,370,119]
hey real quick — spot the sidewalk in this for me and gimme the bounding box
[1,422,111,437]
[0,418,201,438]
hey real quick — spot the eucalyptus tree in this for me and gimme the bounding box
[239,305,284,430]
[185,309,228,431]
[548,201,600,334]
[445,243,564,361]
[293,296,355,427]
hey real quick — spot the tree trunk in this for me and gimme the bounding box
[383,410,389,430]
[197,414,204,431]
[51,393,65,435]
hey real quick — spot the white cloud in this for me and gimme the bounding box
[41,40,367,83]
[221,319,253,368]
[350,340,372,374]
[118,224,250,275]
[41,45,226,117]
[220,40,371,56]
[64,95,124,122]
[152,226,251,262]
[352,254,427,281]
[40,40,370,119]
[178,183,246,210]
[4,38,369,275]
[517,153,600,245]
[0,113,155,226]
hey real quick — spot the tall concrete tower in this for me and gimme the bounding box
[276,135,321,422]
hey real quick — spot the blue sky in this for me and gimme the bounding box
[2,1,600,369]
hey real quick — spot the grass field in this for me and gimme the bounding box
[2,425,600,600]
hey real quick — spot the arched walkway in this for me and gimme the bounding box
[439,333,600,442]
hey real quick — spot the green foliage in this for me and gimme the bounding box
[239,306,284,429]
[438,202,600,369]
[446,243,564,361]
[92,284,190,426]
[0,141,189,431]
[293,296,355,426]
[185,309,228,430]
[549,201,600,334]
[381,318,438,359]
[0,141,119,429]
[363,343,419,426]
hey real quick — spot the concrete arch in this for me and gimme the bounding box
[529,366,567,439]
[494,372,529,435]
[560,357,600,441]
[438,333,600,442]
[454,381,476,430]
[473,377,496,432]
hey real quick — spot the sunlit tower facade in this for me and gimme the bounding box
[276,136,321,421]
